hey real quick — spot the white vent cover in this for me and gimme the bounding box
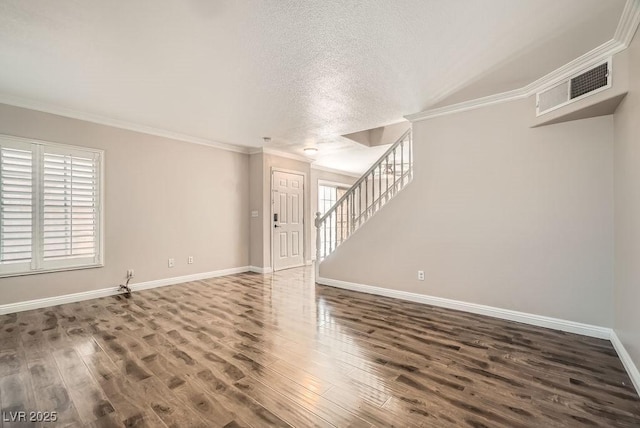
[536,59,611,116]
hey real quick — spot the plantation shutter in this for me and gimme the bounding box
[0,144,33,270]
[0,135,102,276]
[41,146,100,268]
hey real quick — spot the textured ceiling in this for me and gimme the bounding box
[0,0,626,173]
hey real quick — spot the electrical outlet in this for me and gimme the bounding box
[418,270,425,281]
[127,269,134,278]
[188,256,194,264]
[168,258,175,268]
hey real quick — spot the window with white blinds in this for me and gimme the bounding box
[0,145,33,266]
[0,135,103,276]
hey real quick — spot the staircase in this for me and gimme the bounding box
[315,129,413,263]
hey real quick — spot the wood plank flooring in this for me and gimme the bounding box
[0,267,639,427]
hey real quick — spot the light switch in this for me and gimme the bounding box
[251,210,259,218]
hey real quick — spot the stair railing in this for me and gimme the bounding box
[315,129,412,264]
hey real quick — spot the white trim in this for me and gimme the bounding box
[256,147,313,163]
[316,277,611,339]
[271,167,307,177]
[405,41,622,123]
[0,93,250,154]
[610,330,640,395]
[615,0,640,46]
[317,276,640,395]
[526,42,622,95]
[271,168,307,272]
[0,2,637,155]
[249,266,273,274]
[405,88,527,122]
[405,0,640,123]
[132,266,249,291]
[0,266,251,315]
[0,134,105,277]
[318,179,353,189]
[0,286,122,316]
[0,263,104,279]
[311,164,362,178]
[0,133,104,155]
[535,58,612,116]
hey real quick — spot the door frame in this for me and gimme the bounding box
[271,167,307,272]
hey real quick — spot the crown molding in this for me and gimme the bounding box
[257,147,313,163]
[522,39,622,94]
[405,40,623,123]
[404,87,527,122]
[615,0,640,46]
[310,163,362,178]
[255,148,363,176]
[406,0,640,123]
[3,1,639,148]
[0,93,252,154]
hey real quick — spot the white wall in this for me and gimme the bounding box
[0,103,249,305]
[321,97,614,327]
[614,30,640,371]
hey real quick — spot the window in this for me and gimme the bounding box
[0,135,103,277]
[318,184,337,216]
[318,183,348,258]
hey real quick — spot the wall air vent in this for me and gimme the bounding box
[536,59,611,116]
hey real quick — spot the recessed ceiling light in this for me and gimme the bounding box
[303,147,318,154]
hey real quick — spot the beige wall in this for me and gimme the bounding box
[321,98,614,327]
[0,103,249,305]
[310,168,358,260]
[613,31,640,370]
[249,152,264,268]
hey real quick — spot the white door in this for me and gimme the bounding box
[272,170,304,271]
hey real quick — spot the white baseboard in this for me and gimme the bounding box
[316,277,611,339]
[610,330,640,395]
[249,266,273,274]
[0,266,251,315]
[0,287,122,315]
[132,266,249,292]
[2,268,637,396]
[317,276,640,396]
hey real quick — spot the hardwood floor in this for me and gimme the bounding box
[0,267,639,427]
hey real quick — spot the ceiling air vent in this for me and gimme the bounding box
[536,59,611,116]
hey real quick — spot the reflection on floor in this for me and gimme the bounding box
[0,267,639,427]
